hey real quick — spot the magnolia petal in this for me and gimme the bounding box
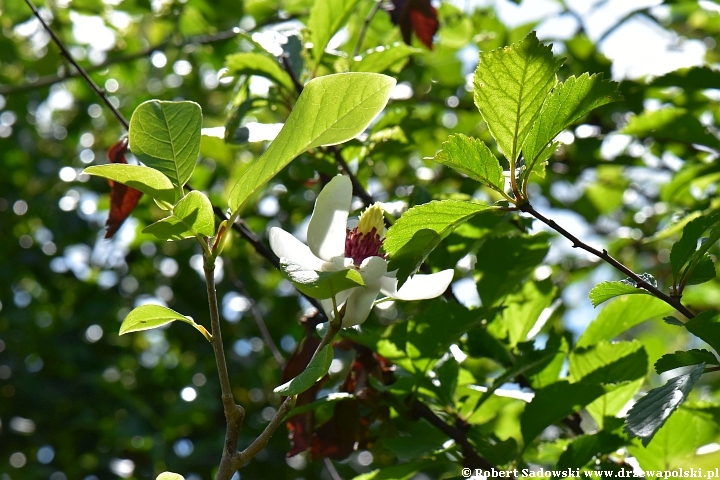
[269,227,325,271]
[342,280,382,327]
[380,269,454,301]
[307,175,352,261]
[357,256,388,284]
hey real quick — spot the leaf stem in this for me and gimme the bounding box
[353,0,383,58]
[203,253,245,480]
[518,202,695,319]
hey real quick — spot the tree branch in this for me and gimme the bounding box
[518,201,695,319]
[353,0,383,58]
[23,0,130,129]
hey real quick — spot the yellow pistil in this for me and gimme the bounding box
[357,202,385,236]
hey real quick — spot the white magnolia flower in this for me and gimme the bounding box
[269,175,454,327]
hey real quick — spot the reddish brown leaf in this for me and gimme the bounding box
[386,0,439,50]
[105,138,142,239]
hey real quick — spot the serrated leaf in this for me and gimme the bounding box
[120,304,211,340]
[521,380,607,443]
[655,349,719,374]
[621,107,720,150]
[588,280,651,307]
[143,190,215,241]
[128,100,202,193]
[685,310,720,352]
[670,213,720,283]
[274,345,333,395]
[83,164,175,207]
[624,363,704,446]
[684,254,716,286]
[228,73,395,213]
[522,73,621,181]
[569,340,648,385]
[279,259,365,299]
[224,52,294,92]
[427,134,504,192]
[576,295,673,348]
[352,43,419,73]
[384,200,496,287]
[157,473,184,480]
[308,0,362,64]
[557,425,626,469]
[473,31,563,164]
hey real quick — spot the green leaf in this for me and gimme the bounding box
[624,363,704,446]
[670,213,720,283]
[473,31,563,164]
[502,279,556,347]
[588,279,652,307]
[576,295,673,348]
[433,356,459,405]
[685,310,720,352]
[684,254,716,286]
[475,233,550,307]
[224,52,295,92]
[274,345,333,395]
[120,304,211,341]
[143,190,215,241]
[557,423,626,469]
[569,340,648,385]
[352,43,419,73]
[650,66,720,91]
[382,436,446,462]
[427,134,505,192]
[279,259,365,299]
[307,0,362,64]
[83,164,175,206]
[621,107,720,150]
[157,474,185,480]
[522,73,621,181]
[128,100,202,193]
[521,380,607,443]
[228,73,395,213]
[384,200,496,287]
[655,349,719,374]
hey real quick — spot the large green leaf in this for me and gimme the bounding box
[576,295,673,348]
[621,107,720,150]
[521,73,621,181]
[224,52,295,93]
[228,73,395,213]
[274,345,333,395]
[502,279,556,347]
[128,100,202,193]
[120,304,210,340]
[685,310,720,352]
[624,364,704,446]
[655,349,719,374]
[475,233,550,307]
[521,380,607,443]
[279,259,365,299]
[143,190,215,241]
[588,278,652,307]
[473,31,563,164]
[83,164,175,206]
[428,134,505,192]
[307,0,362,64]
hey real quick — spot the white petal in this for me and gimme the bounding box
[380,269,454,301]
[342,280,381,327]
[320,288,353,319]
[307,175,352,261]
[358,256,388,283]
[268,227,325,270]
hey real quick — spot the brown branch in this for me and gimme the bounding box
[518,201,695,319]
[1,26,242,96]
[23,0,129,129]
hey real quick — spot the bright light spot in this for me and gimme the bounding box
[104,78,119,92]
[390,82,413,100]
[181,386,197,402]
[70,12,116,50]
[329,358,343,374]
[59,167,77,182]
[534,265,553,281]
[158,257,179,277]
[442,112,458,129]
[9,452,27,468]
[9,417,36,434]
[109,458,135,478]
[416,167,435,181]
[286,454,307,470]
[223,292,250,323]
[249,75,272,97]
[245,122,283,142]
[600,133,632,160]
[173,60,192,76]
[233,339,252,357]
[452,278,481,309]
[85,324,103,343]
[192,373,206,387]
[576,124,601,138]
[173,438,194,457]
[37,445,55,464]
[280,335,296,352]
[697,442,720,455]
[357,450,373,466]
[258,196,279,216]
[13,200,28,215]
[261,406,277,421]
[556,130,575,145]
[449,344,467,363]
[79,149,95,163]
[151,51,167,68]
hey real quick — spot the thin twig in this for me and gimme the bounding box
[225,258,286,368]
[1,27,242,95]
[518,202,695,319]
[327,145,374,205]
[353,0,383,58]
[323,458,343,480]
[23,0,129,130]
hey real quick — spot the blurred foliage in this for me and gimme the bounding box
[2,0,720,479]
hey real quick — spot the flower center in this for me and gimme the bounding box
[345,227,384,265]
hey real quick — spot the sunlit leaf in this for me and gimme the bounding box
[143,190,215,240]
[308,0,363,64]
[274,345,333,395]
[655,349,719,374]
[352,43,419,73]
[84,164,175,206]
[224,52,295,92]
[120,304,211,341]
[588,279,651,307]
[428,134,505,192]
